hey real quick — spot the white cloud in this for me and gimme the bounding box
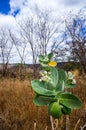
[0,0,86,63]
[9,0,86,16]
[8,0,86,26]
[59,0,82,6]
[9,0,25,14]
[0,14,16,28]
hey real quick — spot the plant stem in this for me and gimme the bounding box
[45,126,48,130]
[34,120,36,130]
[54,119,59,130]
[66,115,70,130]
[50,115,55,130]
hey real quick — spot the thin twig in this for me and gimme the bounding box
[80,123,86,130]
[74,119,80,130]
[66,115,70,130]
[45,126,48,130]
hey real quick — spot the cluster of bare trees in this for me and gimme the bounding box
[0,9,59,76]
[52,12,86,74]
[0,9,86,77]
[65,17,86,73]
[0,27,14,76]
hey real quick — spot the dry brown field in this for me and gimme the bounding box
[0,76,86,130]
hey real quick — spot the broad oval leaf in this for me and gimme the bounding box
[33,95,56,106]
[56,70,66,91]
[56,80,64,91]
[59,93,82,109]
[31,80,57,96]
[50,67,58,87]
[45,82,56,91]
[58,69,66,81]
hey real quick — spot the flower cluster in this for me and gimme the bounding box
[39,70,51,82]
[67,71,76,85]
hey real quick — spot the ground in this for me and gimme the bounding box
[0,77,86,130]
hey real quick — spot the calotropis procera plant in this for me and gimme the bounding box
[31,53,82,119]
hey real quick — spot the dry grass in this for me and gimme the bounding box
[0,77,86,130]
[0,79,50,130]
[69,76,86,130]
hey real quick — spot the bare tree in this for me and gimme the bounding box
[51,11,86,74]
[17,16,38,65]
[0,27,13,76]
[16,16,39,78]
[35,9,59,56]
[51,37,68,61]
[9,31,28,65]
[9,30,28,78]
[17,8,59,63]
[15,9,59,77]
[64,16,86,73]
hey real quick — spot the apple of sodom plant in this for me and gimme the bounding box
[31,53,82,119]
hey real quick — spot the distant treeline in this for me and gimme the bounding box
[0,62,82,79]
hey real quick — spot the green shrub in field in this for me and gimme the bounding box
[31,53,82,119]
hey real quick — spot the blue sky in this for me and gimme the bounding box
[0,0,10,14]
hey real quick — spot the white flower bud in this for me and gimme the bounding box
[39,79,42,82]
[72,79,76,84]
[43,71,48,75]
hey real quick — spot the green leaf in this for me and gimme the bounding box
[31,80,57,96]
[33,95,56,106]
[65,79,76,88]
[59,93,82,109]
[48,53,53,60]
[58,69,66,81]
[56,70,66,91]
[50,67,58,87]
[68,72,74,79]
[56,81,64,91]
[62,105,72,115]
[40,62,49,67]
[39,55,49,63]
[45,82,56,91]
[38,55,44,62]
[65,83,76,88]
